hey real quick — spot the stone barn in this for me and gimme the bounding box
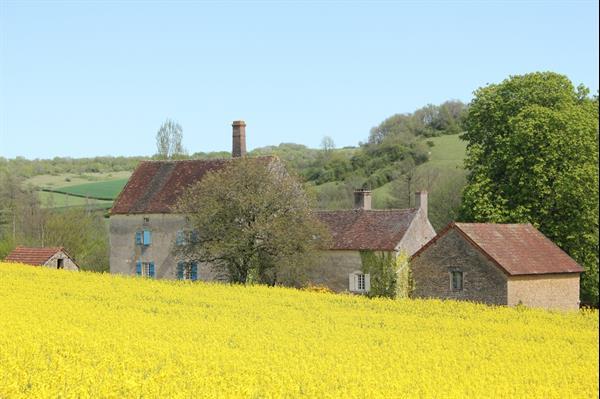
[4,246,79,271]
[410,223,583,310]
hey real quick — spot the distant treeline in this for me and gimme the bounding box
[1,101,467,188]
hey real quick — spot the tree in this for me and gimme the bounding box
[320,136,335,153]
[175,158,330,286]
[460,72,599,305]
[43,208,109,272]
[156,119,185,159]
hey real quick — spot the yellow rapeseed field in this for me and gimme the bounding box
[0,262,598,399]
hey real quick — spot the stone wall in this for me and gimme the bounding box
[397,208,436,255]
[306,250,363,292]
[410,229,508,305]
[44,251,79,271]
[109,214,220,280]
[507,274,580,310]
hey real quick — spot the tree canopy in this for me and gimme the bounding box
[175,158,330,286]
[460,72,599,305]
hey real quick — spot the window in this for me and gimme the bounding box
[349,271,370,293]
[143,217,150,223]
[176,229,199,246]
[177,262,198,281]
[451,271,463,291]
[357,274,366,291]
[175,230,185,246]
[57,259,64,269]
[136,261,155,278]
[135,230,152,246]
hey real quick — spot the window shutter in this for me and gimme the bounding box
[191,230,199,243]
[143,230,152,246]
[176,230,184,246]
[176,262,184,280]
[349,273,356,292]
[364,274,371,292]
[191,262,198,281]
[135,231,142,245]
[136,261,142,276]
[148,262,155,278]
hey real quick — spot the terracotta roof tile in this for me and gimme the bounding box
[111,157,274,214]
[412,223,584,275]
[316,209,418,251]
[4,247,65,266]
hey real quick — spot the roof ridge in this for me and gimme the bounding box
[139,155,276,163]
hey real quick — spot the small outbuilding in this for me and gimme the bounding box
[410,223,583,310]
[4,247,79,271]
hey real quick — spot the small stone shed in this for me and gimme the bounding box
[410,223,583,310]
[4,246,79,271]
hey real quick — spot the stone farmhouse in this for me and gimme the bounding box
[309,190,435,293]
[4,246,79,270]
[109,121,436,292]
[410,223,583,310]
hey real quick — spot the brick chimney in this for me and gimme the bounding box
[354,189,372,210]
[415,191,428,218]
[232,120,246,157]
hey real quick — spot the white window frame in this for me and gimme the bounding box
[349,271,370,294]
[141,263,152,277]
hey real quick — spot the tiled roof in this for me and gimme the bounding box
[4,247,65,266]
[412,223,584,275]
[315,209,418,251]
[111,157,274,214]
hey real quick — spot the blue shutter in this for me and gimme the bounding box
[191,230,199,243]
[143,230,152,246]
[135,231,142,245]
[191,262,198,281]
[177,262,184,280]
[136,261,142,276]
[148,262,155,278]
[176,230,184,246]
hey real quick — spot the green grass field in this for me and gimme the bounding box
[38,191,114,209]
[24,172,131,209]
[373,134,466,207]
[52,178,129,200]
[24,171,131,189]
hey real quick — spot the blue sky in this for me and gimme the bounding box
[0,1,598,159]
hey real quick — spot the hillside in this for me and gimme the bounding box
[1,263,597,398]
[372,134,466,213]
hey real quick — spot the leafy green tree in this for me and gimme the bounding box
[43,208,109,272]
[460,72,599,305]
[175,158,330,286]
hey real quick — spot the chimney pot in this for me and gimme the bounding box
[354,189,372,210]
[232,120,247,157]
[415,191,428,218]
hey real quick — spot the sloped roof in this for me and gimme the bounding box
[4,247,66,266]
[412,223,584,275]
[111,157,274,214]
[315,209,418,251]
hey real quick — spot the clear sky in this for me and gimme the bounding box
[0,1,598,159]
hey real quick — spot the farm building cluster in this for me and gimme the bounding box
[4,121,584,311]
